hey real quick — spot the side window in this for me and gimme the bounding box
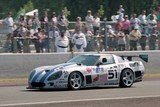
[103,56,115,65]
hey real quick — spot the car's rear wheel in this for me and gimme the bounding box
[120,69,134,87]
[68,72,83,90]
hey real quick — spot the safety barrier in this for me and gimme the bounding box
[0,51,160,78]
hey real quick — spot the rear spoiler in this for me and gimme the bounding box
[120,54,148,62]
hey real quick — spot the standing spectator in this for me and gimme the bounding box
[4,12,14,34]
[147,15,157,35]
[147,10,157,21]
[122,15,130,35]
[122,15,130,50]
[49,25,60,52]
[32,12,40,33]
[148,27,158,50]
[117,5,125,15]
[85,10,94,32]
[115,19,123,32]
[130,13,140,30]
[4,12,15,52]
[55,31,69,52]
[106,25,116,51]
[26,15,33,31]
[57,11,69,33]
[138,10,147,31]
[33,28,46,53]
[117,31,126,51]
[129,26,141,51]
[51,12,58,27]
[139,28,147,50]
[75,17,85,32]
[17,15,27,53]
[40,11,49,29]
[117,5,125,21]
[93,13,100,35]
[72,29,87,52]
[85,28,95,52]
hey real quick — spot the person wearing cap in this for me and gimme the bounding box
[129,26,141,51]
[72,29,87,52]
[75,17,85,32]
[85,10,94,32]
[55,30,69,52]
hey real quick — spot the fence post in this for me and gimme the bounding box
[104,17,108,51]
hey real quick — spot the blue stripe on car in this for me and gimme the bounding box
[31,71,44,82]
[39,63,74,83]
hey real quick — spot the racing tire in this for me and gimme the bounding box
[68,72,83,90]
[120,69,134,88]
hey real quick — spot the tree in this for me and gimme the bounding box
[62,7,70,18]
[23,0,34,13]
[98,5,104,18]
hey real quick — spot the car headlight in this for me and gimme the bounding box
[48,71,63,81]
[29,70,36,80]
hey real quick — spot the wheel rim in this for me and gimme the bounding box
[122,70,134,87]
[70,73,82,89]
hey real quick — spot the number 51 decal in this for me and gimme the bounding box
[108,70,118,80]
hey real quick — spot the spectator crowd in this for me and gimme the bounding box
[1,4,160,53]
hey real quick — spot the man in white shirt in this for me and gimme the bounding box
[72,30,87,52]
[85,10,94,32]
[55,31,69,52]
[5,12,14,34]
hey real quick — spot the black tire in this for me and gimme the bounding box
[120,69,134,87]
[68,72,83,90]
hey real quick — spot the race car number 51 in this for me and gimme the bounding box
[108,70,118,80]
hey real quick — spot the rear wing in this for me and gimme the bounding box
[120,54,148,62]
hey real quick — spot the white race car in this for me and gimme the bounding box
[27,54,148,90]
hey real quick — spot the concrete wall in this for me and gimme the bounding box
[0,51,160,78]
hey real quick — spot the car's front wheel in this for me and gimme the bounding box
[120,69,134,87]
[68,72,83,90]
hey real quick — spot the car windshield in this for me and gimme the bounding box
[67,55,100,66]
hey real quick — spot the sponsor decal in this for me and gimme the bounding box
[86,68,92,73]
[108,70,118,80]
[99,74,108,82]
[92,67,104,73]
[93,75,99,82]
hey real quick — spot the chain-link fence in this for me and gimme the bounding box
[0,21,160,53]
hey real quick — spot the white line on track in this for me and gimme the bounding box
[1,95,160,107]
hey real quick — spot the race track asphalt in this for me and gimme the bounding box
[0,80,160,107]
